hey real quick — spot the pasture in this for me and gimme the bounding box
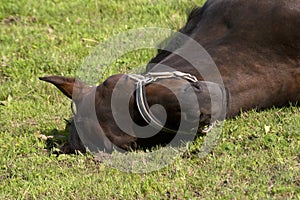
[0,0,299,199]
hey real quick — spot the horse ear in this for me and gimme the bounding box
[39,76,90,101]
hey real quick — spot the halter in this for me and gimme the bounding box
[128,71,215,134]
[70,71,216,134]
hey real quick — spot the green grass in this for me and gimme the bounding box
[0,0,299,199]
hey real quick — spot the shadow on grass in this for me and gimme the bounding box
[40,119,71,155]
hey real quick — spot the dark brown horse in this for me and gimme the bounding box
[40,0,300,153]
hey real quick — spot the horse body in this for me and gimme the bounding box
[40,0,300,153]
[147,0,300,116]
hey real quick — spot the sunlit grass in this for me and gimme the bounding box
[0,0,299,199]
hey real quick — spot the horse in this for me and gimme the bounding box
[40,0,300,154]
